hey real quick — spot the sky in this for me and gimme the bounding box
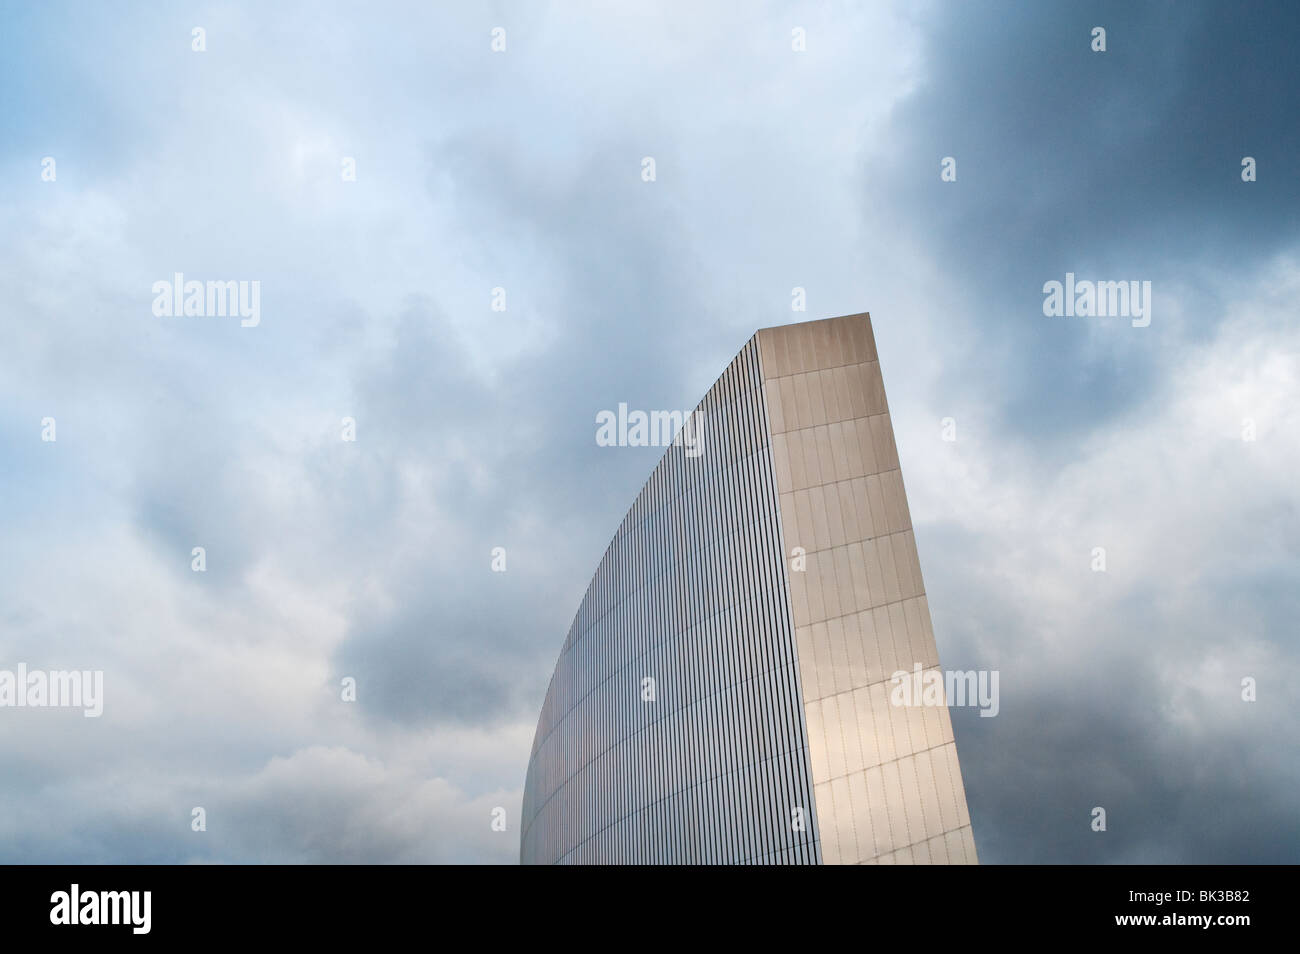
[0,1,1296,864]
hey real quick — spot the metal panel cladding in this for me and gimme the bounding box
[520,336,821,864]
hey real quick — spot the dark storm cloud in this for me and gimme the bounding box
[860,0,1300,449]
[875,0,1300,865]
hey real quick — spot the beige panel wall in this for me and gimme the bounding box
[757,313,977,865]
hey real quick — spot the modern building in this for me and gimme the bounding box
[520,313,977,865]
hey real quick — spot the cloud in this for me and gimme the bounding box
[0,0,1296,864]
[908,256,1300,862]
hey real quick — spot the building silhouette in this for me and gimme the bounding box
[521,313,977,864]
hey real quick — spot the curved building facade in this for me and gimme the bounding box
[520,313,977,865]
